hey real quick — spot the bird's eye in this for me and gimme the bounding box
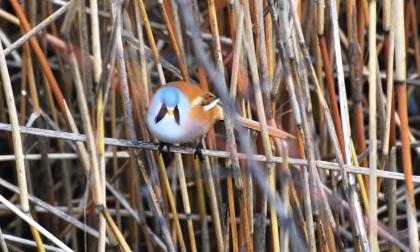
[174,105,180,125]
[154,104,167,123]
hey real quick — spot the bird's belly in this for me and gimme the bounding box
[147,116,209,144]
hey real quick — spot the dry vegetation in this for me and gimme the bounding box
[0,0,419,251]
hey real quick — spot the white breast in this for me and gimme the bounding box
[147,87,206,144]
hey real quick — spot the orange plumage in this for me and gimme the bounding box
[146,81,293,145]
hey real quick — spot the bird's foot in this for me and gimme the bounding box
[194,143,205,162]
[158,142,171,155]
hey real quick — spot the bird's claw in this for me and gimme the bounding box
[158,142,171,155]
[194,144,204,162]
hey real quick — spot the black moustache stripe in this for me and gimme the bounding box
[174,105,180,125]
[154,104,167,123]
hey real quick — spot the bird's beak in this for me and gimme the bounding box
[167,109,174,116]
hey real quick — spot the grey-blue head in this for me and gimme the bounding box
[159,86,180,108]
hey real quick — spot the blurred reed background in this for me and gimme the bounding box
[0,0,419,251]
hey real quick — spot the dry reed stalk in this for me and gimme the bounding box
[0,194,71,252]
[0,177,100,238]
[167,0,184,54]
[189,0,224,223]
[242,103,254,252]
[3,235,70,251]
[205,1,244,252]
[264,0,274,83]
[4,2,70,56]
[7,0,91,177]
[348,0,368,193]
[201,147,225,252]
[133,0,150,101]
[23,45,39,116]
[384,149,398,252]
[313,35,329,164]
[379,1,398,249]
[137,0,166,83]
[322,186,408,251]
[155,155,187,251]
[0,9,19,24]
[0,228,8,252]
[192,159,210,252]
[180,1,307,250]
[356,0,367,155]
[0,27,46,252]
[291,66,318,252]
[252,1,280,250]
[290,2,341,251]
[243,0,279,250]
[96,91,110,250]
[394,1,419,251]
[317,0,345,160]
[268,2,315,250]
[136,159,175,252]
[288,1,368,250]
[228,7,244,99]
[0,31,21,67]
[220,4,246,247]
[129,6,161,251]
[317,28,344,243]
[224,5,243,252]
[327,0,369,250]
[99,207,131,251]
[18,55,27,126]
[226,162,239,252]
[207,0,243,185]
[276,4,340,251]
[157,0,188,81]
[377,0,394,192]
[350,143,369,213]
[408,0,420,75]
[229,6,253,251]
[45,4,80,241]
[3,121,420,181]
[270,119,291,252]
[88,0,102,82]
[96,91,106,200]
[68,49,108,251]
[367,0,378,250]
[346,0,369,217]
[174,153,197,252]
[169,163,179,250]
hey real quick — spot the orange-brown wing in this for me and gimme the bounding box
[168,81,223,122]
[168,81,208,102]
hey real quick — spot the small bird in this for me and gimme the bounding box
[147,81,293,159]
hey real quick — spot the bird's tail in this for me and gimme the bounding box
[238,116,294,139]
[217,109,294,139]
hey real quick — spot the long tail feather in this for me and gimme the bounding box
[238,116,295,139]
[216,106,294,139]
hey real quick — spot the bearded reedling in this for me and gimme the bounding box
[147,81,293,160]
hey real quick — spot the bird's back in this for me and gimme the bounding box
[167,81,224,122]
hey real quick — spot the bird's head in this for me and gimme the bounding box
[154,86,182,124]
[160,86,179,111]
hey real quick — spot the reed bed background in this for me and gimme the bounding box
[0,0,419,251]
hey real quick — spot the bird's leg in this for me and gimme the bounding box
[158,142,171,155]
[194,142,204,162]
